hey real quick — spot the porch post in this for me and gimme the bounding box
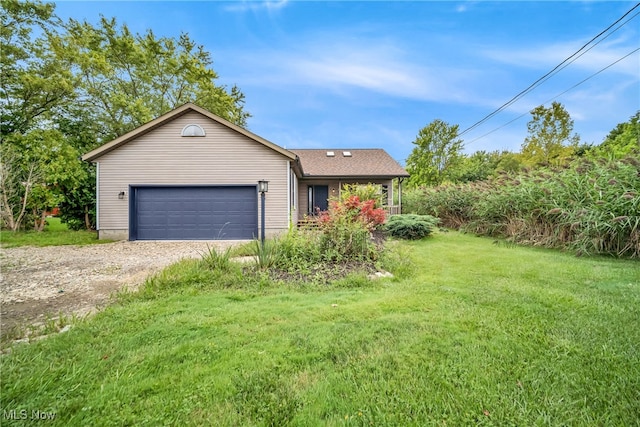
[398,178,403,214]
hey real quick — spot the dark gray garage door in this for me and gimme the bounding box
[130,186,258,240]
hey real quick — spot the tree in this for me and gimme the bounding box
[1,130,85,231]
[0,0,75,135]
[53,17,250,141]
[406,120,464,187]
[520,102,579,167]
[0,0,80,231]
[592,111,640,159]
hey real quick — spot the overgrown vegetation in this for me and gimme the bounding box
[405,156,640,258]
[3,233,639,425]
[233,196,390,284]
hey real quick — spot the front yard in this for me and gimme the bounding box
[1,232,639,426]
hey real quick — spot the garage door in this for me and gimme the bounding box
[130,186,258,240]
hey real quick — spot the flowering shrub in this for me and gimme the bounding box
[318,196,386,232]
[316,196,386,261]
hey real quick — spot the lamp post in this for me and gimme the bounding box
[258,180,269,246]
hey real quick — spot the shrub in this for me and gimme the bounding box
[385,214,439,240]
[319,195,386,232]
[316,196,385,261]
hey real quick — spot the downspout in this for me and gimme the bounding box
[96,162,100,233]
[287,161,291,227]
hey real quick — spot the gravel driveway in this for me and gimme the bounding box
[1,241,241,332]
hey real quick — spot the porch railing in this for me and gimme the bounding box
[384,205,401,216]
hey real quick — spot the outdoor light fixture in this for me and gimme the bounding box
[118,191,125,199]
[258,180,269,245]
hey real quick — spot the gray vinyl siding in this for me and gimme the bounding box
[97,111,290,237]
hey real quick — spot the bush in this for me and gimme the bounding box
[315,196,385,261]
[385,214,439,240]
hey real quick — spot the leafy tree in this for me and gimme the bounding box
[591,111,640,159]
[406,119,464,187]
[494,150,523,174]
[520,102,579,167]
[53,17,250,141]
[0,0,75,135]
[1,130,85,231]
[0,0,80,231]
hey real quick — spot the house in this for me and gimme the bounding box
[82,103,409,240]
[291,149,409,217]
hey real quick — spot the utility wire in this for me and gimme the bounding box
[458,2,640,138]
[465,47,640,146]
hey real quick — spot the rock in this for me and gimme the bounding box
[369,271,394,280]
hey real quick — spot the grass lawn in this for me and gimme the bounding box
[1,232,639,425]
[0,217,111,247]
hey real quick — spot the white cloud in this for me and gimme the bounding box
[480,34,639,77]
[223,0,288,13]
[226,35,475,104]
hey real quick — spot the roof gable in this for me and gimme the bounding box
[82,103,296,162]
[290,149,409,178]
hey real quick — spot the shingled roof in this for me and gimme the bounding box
[291,149,409,179]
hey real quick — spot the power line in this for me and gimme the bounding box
[465,47,640,146]
[458,2,640,138]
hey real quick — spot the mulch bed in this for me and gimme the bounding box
[266,260,379,285]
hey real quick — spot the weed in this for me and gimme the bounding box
[252,238,280,270]
[199,244,233,272]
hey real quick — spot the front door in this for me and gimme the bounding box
[308,185,329,214]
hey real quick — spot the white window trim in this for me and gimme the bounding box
[181,124,206,137]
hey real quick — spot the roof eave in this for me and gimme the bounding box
[301,174,410,180]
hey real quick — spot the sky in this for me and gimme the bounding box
[52,1,640,165]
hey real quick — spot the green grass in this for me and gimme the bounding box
[0,217,112,247]
[1,232,639,426]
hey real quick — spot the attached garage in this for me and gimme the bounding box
[130,186,258,240]
[82,103,300,241]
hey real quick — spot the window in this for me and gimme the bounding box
[342,151,352,157]
[181,124,206,137]
[326,151,335,157]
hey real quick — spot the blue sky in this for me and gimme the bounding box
[53,1,639,165]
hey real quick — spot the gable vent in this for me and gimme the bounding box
[181,124,205,137]
[326,151,335,157]
[342,151,352,157]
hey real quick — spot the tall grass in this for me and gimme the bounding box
[405,157,640,258]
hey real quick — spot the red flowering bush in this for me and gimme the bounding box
[318,196,386,232]
[316,196,386,261]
